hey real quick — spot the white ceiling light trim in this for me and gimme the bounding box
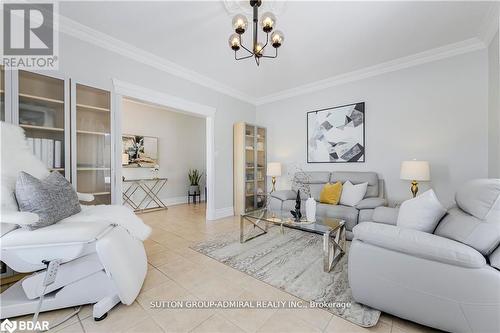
[256,37,486,106]
[56,13,256,105]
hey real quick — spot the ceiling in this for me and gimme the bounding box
[59,1,495,100]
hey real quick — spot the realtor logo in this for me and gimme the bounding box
[2,2,58,69]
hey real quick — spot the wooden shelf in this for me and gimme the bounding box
[20,124,64,132]
[19,93,64,105]
[77,167,110,171]
[76,103,110,112]
[77,129,109,136]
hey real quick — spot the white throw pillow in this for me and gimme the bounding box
[340,181,368,207]
[397,189,447,233]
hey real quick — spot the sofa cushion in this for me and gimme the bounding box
[309,183,324,201]
[358,209,374,223]
[331,171,379,198]
[489,245,500,270]
[397,190,446,233]
[319,182,342,205]
[302,171,331,184]
[373,207,399,225]
[455,179,500,222]
[317,203,358,231]
[353,222,486,268]
[270,190,296,201]
[435,207,500,256]
[356,197,386,210]
[15,171,81,230]
[340,181,368,207]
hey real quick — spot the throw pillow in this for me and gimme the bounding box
[339,181,368,207]
[319,182,343,205]
[15,171,81,230]
[397,189,446,233]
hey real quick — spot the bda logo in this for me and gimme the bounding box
[0,319,17,333]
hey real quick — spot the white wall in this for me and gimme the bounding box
[50,33,255,212]
[122,100,206,206]
[257,50,489,206]
[488,32,500,178]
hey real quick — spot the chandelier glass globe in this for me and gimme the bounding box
[271,30,284,48]
[260,12,276,33]
[232,14,248,34]
[228,33,241,51]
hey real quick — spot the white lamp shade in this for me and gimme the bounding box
[400,160,430,181]
[267,162,282,177]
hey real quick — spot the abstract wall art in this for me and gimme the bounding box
[307,102,365,163]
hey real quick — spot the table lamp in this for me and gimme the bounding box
[400,160,430,197]
[267,162,282,192]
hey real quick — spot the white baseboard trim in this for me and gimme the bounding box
[214,206,234,220]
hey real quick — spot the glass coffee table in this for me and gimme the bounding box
[240,209,346,272]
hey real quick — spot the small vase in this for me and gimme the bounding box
[306,197,316,222]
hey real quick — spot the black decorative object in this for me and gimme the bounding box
[307,102,365,163]
[290,191,302,221]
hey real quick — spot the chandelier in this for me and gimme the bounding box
[228,0,285,66]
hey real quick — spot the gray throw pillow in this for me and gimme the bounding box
[15,171,81,230]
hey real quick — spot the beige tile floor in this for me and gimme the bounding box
[10,204,439,333]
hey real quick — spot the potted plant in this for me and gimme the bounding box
[188,169,203,194]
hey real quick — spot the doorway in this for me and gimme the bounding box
[112,79,216,220]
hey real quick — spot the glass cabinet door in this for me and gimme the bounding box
[256,127,267,209]
[1,66,4,121]
[74,83,111,204]
[245,124,256,211]
[17,70,68,177]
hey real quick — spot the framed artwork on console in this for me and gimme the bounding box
[307,102,365,163]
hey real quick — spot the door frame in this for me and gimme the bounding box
[112,79,217,220]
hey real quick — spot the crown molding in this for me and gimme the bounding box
[256,37,486,106]
[54,9,491,108]
[478,2,499,46]
[56,14,256,105]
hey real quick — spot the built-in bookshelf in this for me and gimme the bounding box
[18,71,67,176]
[74,83,111,205]
[234,122,267,214]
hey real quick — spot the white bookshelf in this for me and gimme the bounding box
[234,122,267,215]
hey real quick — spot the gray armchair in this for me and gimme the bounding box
[349,179,500,333]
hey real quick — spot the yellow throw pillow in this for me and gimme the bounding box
[319,182,343,205]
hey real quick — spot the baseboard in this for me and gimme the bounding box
[214,206,234,219]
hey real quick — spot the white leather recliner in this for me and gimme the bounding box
[0,121,149,323]
[349,179,500,333]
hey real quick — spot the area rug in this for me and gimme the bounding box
[191,226,380,327]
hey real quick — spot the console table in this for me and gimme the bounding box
[123,178,168,213]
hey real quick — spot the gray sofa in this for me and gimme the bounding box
[269,171,386,239]
[349,179,500,333]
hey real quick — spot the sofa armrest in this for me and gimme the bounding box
[270,190,296,201]
[356,197,387,210]
[353,222,486,268]
[77,192,95,202]
[372,206,399,225]
[0,211,39,226]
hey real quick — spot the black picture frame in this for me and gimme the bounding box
[306,102,366,163]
